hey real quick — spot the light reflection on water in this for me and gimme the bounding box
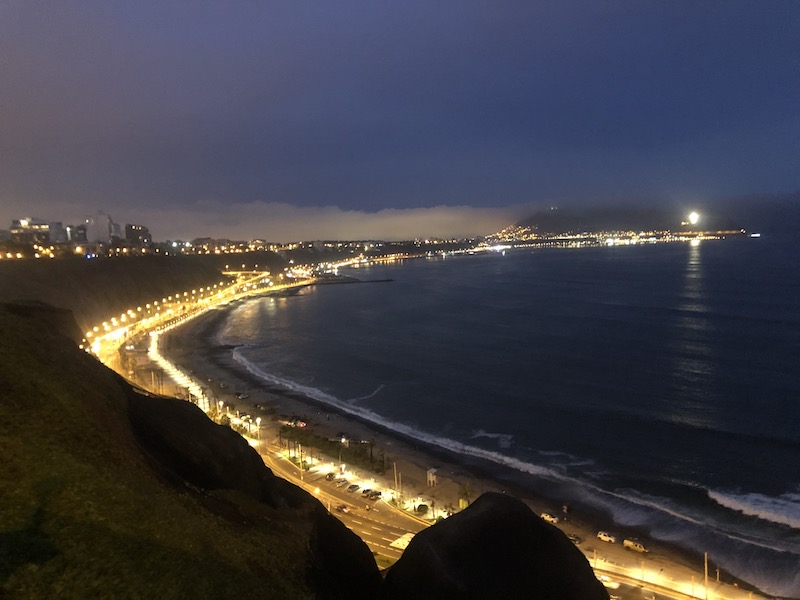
[665,241,718,430]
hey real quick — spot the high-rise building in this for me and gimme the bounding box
[65,224,88,243]
[84,212,113,243]
[10,218,51,244]
[49,222,67,244]
[125,224,151,246]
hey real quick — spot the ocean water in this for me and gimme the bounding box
[218,238,800,597]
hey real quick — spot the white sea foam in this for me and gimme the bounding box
[214,306,235,346]
[607,488,800,597]
[350,384,387,404]
[592,486,708,529]
[233,346,800,542]
[611,487,800,553]
[708,488,800,530]
[233,347,340,404]
[535,450,596,470]
[470,429,514,449]
[232,348,563,481]
[233,346,788,541]
[230,346,800,596]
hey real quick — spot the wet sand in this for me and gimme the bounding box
[155,305,766,599]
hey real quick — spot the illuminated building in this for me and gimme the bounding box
[10,218,53,244]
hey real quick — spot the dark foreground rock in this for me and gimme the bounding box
[382,492,609,600]
[128,393,310,509]
[128,390,382,599]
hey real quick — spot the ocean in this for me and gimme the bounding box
[217,237,800,597]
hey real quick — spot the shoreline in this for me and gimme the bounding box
[157,302,769,599]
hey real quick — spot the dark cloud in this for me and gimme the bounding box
[1,1,798,239]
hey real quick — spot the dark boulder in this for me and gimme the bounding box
[127,391,383,594]
[382,492,608,600]
[307,508,383,599]
[128,392,308,508]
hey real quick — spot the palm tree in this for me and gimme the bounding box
[458,483,473,509]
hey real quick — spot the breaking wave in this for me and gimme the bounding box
[350,384,387,404]
[233,347,565,482]
[709,488,800,530]
[230,344,800,597]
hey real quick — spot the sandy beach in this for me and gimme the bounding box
[151,304,767,599]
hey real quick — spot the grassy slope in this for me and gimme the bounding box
[0,305,315,598]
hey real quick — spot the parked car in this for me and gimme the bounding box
[597,531,617,543]
[346,484,360,493]
[540,512,560,524]
[334,504,349,513]
[623,538,649,553]
[598,575,620,589]
[367,490,382,500]
[324,473,336,481]
[567,533,582,545]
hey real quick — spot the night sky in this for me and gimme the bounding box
[2,1,798,241]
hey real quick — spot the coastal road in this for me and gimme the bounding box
[260,444,426,562]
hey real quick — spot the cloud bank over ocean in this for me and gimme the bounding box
[30,200,524,242]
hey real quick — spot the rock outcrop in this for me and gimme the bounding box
[127,389,383,598]
[128,392,309,509]
[382,492,608,600]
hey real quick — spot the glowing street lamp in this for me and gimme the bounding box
[689,211,699,225]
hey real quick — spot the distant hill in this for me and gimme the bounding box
[715,191,800,235]
[515,193,800,236]
[516,206,741,235]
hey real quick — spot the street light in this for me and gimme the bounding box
[256,417,261,452]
